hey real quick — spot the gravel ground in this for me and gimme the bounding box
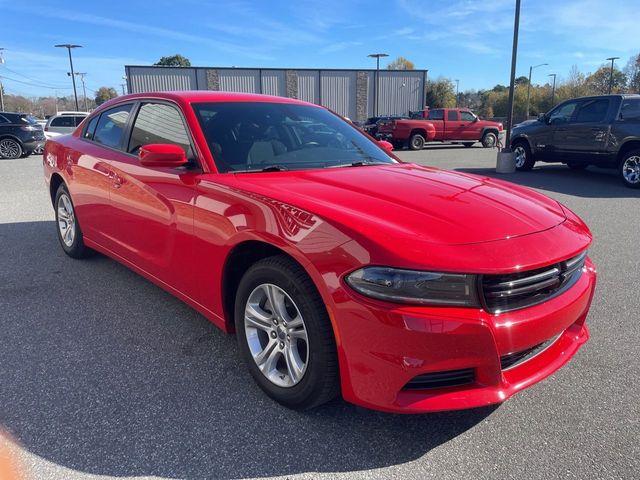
[0,148,638,480]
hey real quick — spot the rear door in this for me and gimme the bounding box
[104,100,199,294]
[426,109,445,140]
[552,98,612,162]
[446,110,464,139]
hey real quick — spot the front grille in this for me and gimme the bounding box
[500,334,560,370]
[481,251,587,314]
[402,368,475,390]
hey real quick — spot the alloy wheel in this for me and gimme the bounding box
[0,139,21,159]
[622,155,640,185]
[57,193,76,247]
[244,283,309,387]
[514,145,527,168]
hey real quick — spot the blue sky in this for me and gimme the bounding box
[1,0,638,98]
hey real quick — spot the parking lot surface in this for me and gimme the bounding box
[1,147,638,480]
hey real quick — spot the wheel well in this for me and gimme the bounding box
[511,136,530,149]
[617,141,640,166]
[0,134,24,145]
[482,128,499,138]
[410,129,427,138]
[49,173,64,206]
[221,241,301,330]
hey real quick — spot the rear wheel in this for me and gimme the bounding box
[54,184,92,258]
[619,149,640,188]
[481,132,497,148]
[513,141,535,171]
[0,138,23,159]
[235,255,339,409]
[409,133,425,150]
[567,162,588,170]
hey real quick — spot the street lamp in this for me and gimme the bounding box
[55,44,82,110]
[525,62,547,118]
[606,57,620,94]
[502,0,521,158]
[71,72,88,111]
[548,73,557,108]
[455,79,460,107]
[368,53,388,117]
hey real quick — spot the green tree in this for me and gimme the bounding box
[154,54,191,67]
[94,87,118,106]
[425,77,456,108]
[515,76,529,86]
[585,66,627,94]
[624,53,640,93]
[386,56,415,70]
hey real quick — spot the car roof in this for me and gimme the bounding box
[99,91,317,108]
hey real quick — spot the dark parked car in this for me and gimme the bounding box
[0,112,46,159]
[510,94,640,188]
[363,115,408,137]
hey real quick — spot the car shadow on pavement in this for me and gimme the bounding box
[0,221,496,479]
[455,164,640,198]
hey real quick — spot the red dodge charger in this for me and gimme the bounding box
[43,91,596,413]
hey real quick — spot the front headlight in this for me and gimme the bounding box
[345,266,480,307]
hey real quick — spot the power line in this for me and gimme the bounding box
[1,66,69,88]
[0,74,72,90]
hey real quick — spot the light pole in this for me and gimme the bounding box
[368,53,388,117]
[55,44,82,111]
[121,75,128,95]
[0,48,5,112]
[525,62,547,118]
[606,57,620,94]
[455,79,459,107]
[548,73,557,108]
[73,72,88,111]
[504,0,521,153]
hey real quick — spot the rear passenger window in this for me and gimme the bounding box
[50,116,75,127]
[93,104,133,149]
[575,99,609,123]
[447,110,458,121]
[128,102,193,158]
[620,99,640,122]
[83,115,99,140]
[429,110,444,120]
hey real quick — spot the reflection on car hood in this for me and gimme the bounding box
[224,163,566,246]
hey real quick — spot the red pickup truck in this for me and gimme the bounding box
[377,108,504,150]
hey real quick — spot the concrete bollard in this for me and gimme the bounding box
[496,150,516,173]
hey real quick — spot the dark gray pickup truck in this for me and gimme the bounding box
[510,94,640,188]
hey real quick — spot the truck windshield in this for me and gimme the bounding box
[193,102,397,173]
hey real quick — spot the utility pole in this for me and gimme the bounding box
[72,72,88,111]
[0,48,5,112]
[505,0,521,151]
[606,57,620,94]
[548,73,557,107]
[120,83,127,95]
[526,63,548,118]
[455,79,460,107]
[368,53,389,117]
[55,44,82,110]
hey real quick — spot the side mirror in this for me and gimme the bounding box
[378,140,394,153]
[138,144,187,167]
[472,116,479,123]
[538,113,547,123]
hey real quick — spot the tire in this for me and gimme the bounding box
[54,184,92,258]
[20,152,31,158]
[463,142,475,148]
[409,133,425,150]
[513,141,535,171]
[0,138,23,159]
[481,132,498,148]
[567,162,588,170]
[235,255,339,410]
[619,149,640,189]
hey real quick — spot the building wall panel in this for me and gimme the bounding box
[218,69,260,93]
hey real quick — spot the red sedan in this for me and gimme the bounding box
[43,92,596,413]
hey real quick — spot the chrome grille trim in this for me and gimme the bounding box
[480,251,587,314]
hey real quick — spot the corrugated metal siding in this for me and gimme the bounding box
[127,66,197,93]
[196,69,208,90]
[377,71,424,116]
[218,69,260,93]
[297,71,319,104]
[261,70,286,97]
[320,71,357,119]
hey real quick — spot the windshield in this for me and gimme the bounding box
[193,102,397,173]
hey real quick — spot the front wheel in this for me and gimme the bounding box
[513,141,535,171]
[620,150,640,188]
[54,184,92,258]
[0,138,23,159]
[481,132,497,148]
[235,255,339,410]
[409,133,425,150]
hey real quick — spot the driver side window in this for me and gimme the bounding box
[128,102,193,160]
[548,101,578,125]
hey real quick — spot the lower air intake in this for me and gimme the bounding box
[403,368,475,390]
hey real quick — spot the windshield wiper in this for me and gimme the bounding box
[232,165,289,173]
[326,161,389,168]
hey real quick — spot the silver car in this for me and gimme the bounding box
[45,112,88,135]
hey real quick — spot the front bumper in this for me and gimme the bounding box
[333,258,596,413]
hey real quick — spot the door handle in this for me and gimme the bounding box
[112,173,123,188]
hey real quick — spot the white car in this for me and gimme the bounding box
[45,112,88,135]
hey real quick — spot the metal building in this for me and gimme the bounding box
[125,65,428,122]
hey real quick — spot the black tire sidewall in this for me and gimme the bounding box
[513,141,535,171]
[234,257,337,409]
[482,132,497,148]
[410,134,425,150]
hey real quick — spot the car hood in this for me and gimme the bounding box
[221,163,566,246]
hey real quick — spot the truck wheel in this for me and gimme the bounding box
[513,141,535,171]
[481,132,497,148]
[619,149,640,189]
[409,134,425,150]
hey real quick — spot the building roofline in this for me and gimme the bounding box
[124,65,429,73]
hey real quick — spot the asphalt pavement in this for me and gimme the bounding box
[0,147,638,480]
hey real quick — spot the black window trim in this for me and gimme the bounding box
[573,97,612,124]
[79,102,136,155]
